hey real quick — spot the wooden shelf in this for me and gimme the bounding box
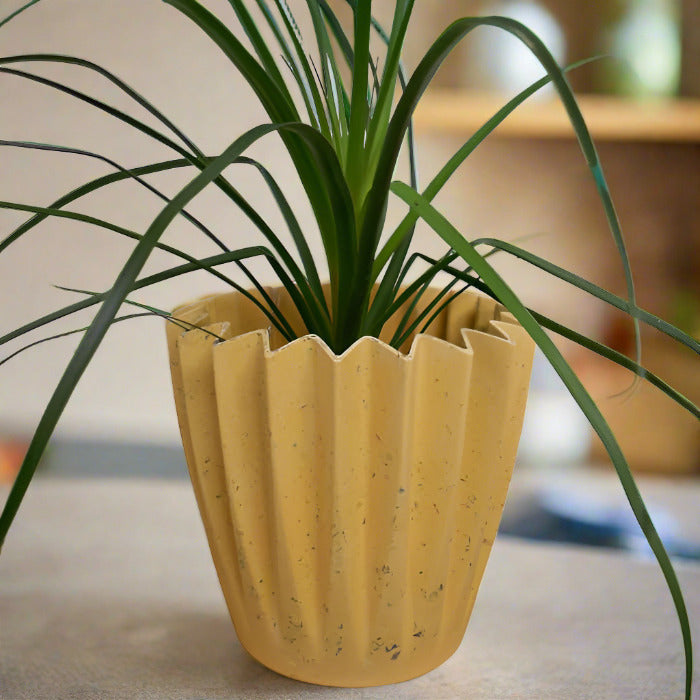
[413,91,700,143]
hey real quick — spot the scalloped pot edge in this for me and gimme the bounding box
[166,287,535,687]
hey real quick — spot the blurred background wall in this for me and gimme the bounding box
[0,0,697,472]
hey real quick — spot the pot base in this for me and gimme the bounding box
[240,629,464,687]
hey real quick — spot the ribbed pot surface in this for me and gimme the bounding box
[166,287,534,686]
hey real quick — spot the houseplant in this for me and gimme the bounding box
[0,0,696,693]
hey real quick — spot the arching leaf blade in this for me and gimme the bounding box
[0,0,42,29]
[157,1,348,288]
[268,0,330,137]
[252,0,325,133]
[355,16,638,355]
[0,158,192,254]
[371,56,598,284]
[0,199,297,340]
[344,0,372,201]
[0,246,286,349]
[234,156,329,318]
[0,122,309,547]
[0,141,230,250]
[533,310,700,420]
[0,66,194,159]
[474,238,700,355]
[0,312,187,369]
[224,0,297,111]
[0,141,328,335]
[391,180,692,700]
[0,54,199,154]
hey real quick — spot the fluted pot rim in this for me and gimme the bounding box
[171,286,529,362]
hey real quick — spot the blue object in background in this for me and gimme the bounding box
[500,481,700,561]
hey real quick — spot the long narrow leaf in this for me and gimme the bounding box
[253,0,323,132]
[0,54,199,154]
[320,0,386,125]
[353,16,639,357]
[268,0,330,136]
[164,0,353,321]
[0,200,296,340]
[392,276,460,349]
[475,237,700,355]
[332,0,422,340]
[391,180,692,700]
[391,246,509,348]
[0,66,194,159]
[304,0,349,158]
[1,159,193,253]
[0,246,287,348]
[378,250,459,336]
[0,66,271,260]
[0,0,41,29]
[4,7,330,306]
[0,140,229,250]
[234,156,328,316]
[0,313,188,369]
[534,310,700,420]
[0,121,307,547]
[224,0,296,112]
[417,283,472,335]
[0,140,328,333]
[326,0,420,241]
[0,53,332,291]
[386,241,505,345]
[362,0,415,186]
[344,0,371,200]
[370,56,597,284]
[165,0,298,124]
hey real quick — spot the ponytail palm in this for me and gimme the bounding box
[0,1,695,696]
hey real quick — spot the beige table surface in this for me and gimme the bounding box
[1,477,698,700]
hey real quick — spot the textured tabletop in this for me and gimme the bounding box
[1,477,698,699]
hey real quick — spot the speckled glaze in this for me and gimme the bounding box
[166,287,534,687]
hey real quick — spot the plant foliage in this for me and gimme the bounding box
[0,1,696,695]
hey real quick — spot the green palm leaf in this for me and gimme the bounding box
[354,17,638,358]
[392,180,693,700]
[0,141,228,250]
[264,0,330,136]
[0,246,287,349]
[344,0,372,201]
[0,0,41,29]
[0,312,201,369]
[474,238,700,354]
[0,54,199,153]
[0,199,296,340]
[0,121,303,547]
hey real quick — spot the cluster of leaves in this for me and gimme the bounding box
[0,1,696,695]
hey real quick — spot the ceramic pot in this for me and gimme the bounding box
[166,286,534,687]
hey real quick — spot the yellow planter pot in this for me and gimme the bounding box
[166,287,534,687]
